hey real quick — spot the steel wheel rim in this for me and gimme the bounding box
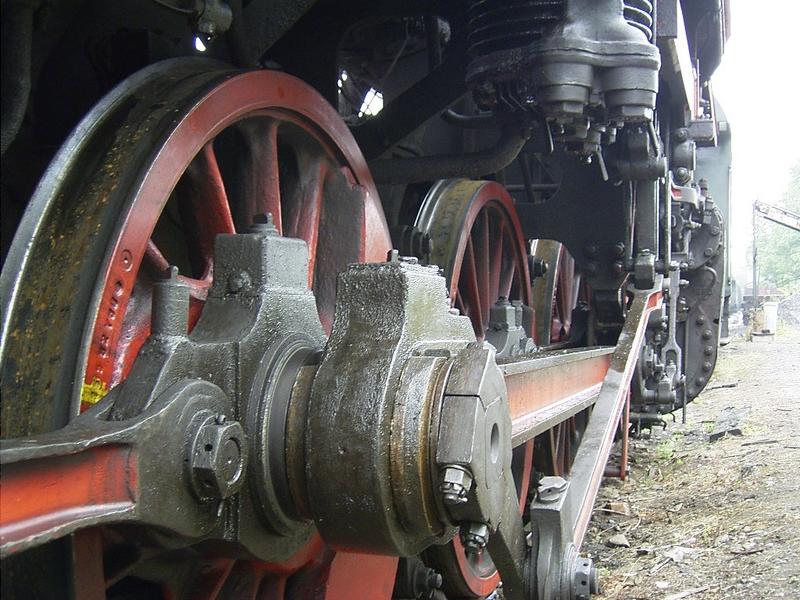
[0,62,391,421]
[531,241,590,476]
[83,69,390,409]
[0,61,395,599]
[531,240,582,345]
[416,179,533,596]
[415,179,532,341]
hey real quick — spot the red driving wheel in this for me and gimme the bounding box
[531,240,589,476]
[415,179,533,341]
[82,66,391,408]
[415,179,535,597]
[0,60,396,599]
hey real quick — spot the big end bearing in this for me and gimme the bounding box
[0,222,602,600]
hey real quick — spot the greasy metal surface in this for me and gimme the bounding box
[305,259,474,555]
[0,60,392,439]
[2,233,662,600]
[437,344,511,534]
[0,59,224,436]
[0,379,230,556]
[0,2,733,598]
[390,354,454,545]
[0,228,328,565]
[436,344,527,600]
[467,0,660,159]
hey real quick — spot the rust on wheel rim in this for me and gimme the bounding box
[1,61,395,600]
[415,179,533,342]
[83,68,392,408]
[416,179,534,597]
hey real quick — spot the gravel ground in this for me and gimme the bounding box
[584,324,800,600]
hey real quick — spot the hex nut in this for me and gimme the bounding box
[460,521,490,555]
[440,465,473,506]
[537,475,568,503]
[190,418,247,500]
[572,556,599,599]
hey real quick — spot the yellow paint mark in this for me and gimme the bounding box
[81,378,109,406]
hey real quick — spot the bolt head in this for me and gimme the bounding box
[538,475,568,502]
[250,212,278,235]
[460,522,490,554]
[675,167,690,182]
[191,419,246,500]
[572,555,599,599]
[440,466,473,506]
[610,105,653,121]
[228,271,251,294]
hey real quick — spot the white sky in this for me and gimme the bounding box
[712,0,800,281]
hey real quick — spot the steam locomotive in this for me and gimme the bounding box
[0,1,731,598]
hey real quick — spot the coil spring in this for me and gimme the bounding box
[623,0,654,41]
[467,0,566,57]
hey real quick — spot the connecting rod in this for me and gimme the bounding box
[0,226,661,600]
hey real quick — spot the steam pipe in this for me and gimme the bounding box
[369,126,528,184]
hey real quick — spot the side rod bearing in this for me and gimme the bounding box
[0,226,661,600]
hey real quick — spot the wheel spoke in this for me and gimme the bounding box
[284,155,328,284]
[551,316,563,343]
[71,529,105,600]
[475,211,491,320]
[178,142,236,277]
[571,272,582,313]
[464,238,485,336]
[235,119,283,233]
[114,287,154,383]
[501,262,516,300]
[144,239,170,273]
[557,252,575,335]
[499,235,516,300]
[454,290,467,314]
[517,440,534,512]
[489,217,504,306]
[548,427,560,475]
[562,421,572,468]
[181,559,235,600]
[218,562,266,600]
